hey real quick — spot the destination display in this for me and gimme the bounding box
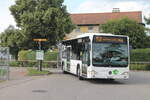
[93,36,127,43]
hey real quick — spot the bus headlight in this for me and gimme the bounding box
[88,70,97,76]
[121,72,129,76]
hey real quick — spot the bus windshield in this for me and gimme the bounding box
[92,36,128,67]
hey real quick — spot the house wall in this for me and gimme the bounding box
[65,25,100,39]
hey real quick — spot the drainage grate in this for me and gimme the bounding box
[32,90,48,93]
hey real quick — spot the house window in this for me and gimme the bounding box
[75,27,80,32]
[88,26,93,32]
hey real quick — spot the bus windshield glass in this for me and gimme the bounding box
[92,36,128,67]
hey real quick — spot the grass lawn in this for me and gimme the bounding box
[27,68,50,76]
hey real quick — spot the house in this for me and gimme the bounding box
[65,9,142,39]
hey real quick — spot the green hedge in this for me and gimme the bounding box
[44,51,58,61]
[131,48,150,62]
[18,50,36,60]
[18,50,58,61]
[9,61,57,68]
[10,50,58,68]
[9,61,19,67]
[130,64,150,70]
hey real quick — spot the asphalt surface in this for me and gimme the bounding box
[0,70,150,100]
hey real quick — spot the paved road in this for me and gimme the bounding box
[0,71,150,100]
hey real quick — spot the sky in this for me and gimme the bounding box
[0,0,150,33]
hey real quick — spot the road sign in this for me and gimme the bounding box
[36,50,44,60]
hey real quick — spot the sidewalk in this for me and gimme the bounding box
[0,67,32,89]
[9,67,28,80]
[0,67,62,89]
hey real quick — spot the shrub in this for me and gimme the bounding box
[131,48,150,62]
[42,62,57,68]
[17,61,37,67]
[18,50,28,60]
[9,61,19,67]
[28,62,37,67]
[27,50,36,60]
[18,50,58,61]
[130,64,147,70]
[145,64,150,70]
[18,50,36,61]
[44,50,58,61]
[130,63,150,71]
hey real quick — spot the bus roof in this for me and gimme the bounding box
[76,33,113,38]
[63,33,128,42]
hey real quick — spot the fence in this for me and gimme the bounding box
[130,62,150,70]
[9,60,57,68]
[0,47,9,80]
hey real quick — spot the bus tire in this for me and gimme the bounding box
[63,71,67,74]
[61,62,63,70]
[77,67,84,80]
[62,62,67,74]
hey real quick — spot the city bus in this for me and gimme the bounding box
[61,33,129,80]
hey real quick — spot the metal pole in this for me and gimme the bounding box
[7,47,10,80]
[38,41,42,71]
[39,41,41,50]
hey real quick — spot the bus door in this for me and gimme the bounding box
[66,46,71,72]
[82,43,90,77]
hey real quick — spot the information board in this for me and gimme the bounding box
[36,50,44,60]
[93,36,127,43]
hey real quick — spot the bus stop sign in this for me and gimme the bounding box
[36,50,44,60]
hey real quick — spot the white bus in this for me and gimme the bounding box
[61,33,129,80]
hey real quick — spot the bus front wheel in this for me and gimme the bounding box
[77,67,84,80]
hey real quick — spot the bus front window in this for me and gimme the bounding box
[92,43,128,67]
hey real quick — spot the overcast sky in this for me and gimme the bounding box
[0,0,150,33]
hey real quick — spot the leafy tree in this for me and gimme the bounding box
[0,25,24,59]
[144,15,150,25]
[10,0,74,50]
[100,18,147,49]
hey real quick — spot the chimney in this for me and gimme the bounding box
[112,8,120,13]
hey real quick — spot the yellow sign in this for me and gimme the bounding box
[95,37,124,43]
[33,39,47,42]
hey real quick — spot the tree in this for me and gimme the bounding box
[144,15,150,48]
[10,0,74,50]
[144,15,150,25]
[0,25,24,59]
[100,18,147,49]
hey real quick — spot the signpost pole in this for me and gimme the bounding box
[33,38,47,71]
[38,41,42,71]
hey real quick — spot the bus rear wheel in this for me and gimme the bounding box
[62,62,67,74]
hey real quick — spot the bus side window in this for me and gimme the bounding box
[62,50,67,58]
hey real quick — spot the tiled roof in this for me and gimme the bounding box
[70,11,142,25]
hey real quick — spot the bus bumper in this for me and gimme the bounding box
[86,67,129,79]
